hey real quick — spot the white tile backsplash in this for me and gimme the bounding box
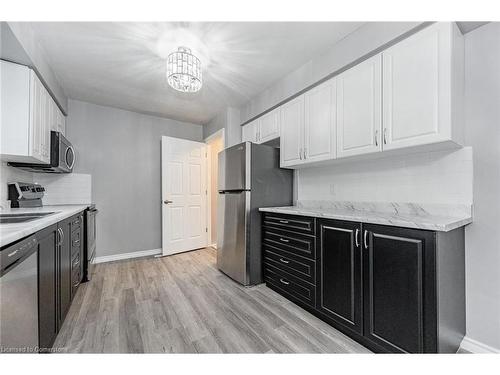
[297,147,473,205]
[34,173,92,205]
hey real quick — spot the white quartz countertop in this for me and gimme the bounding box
[259,203,472,232]
[0,205,91,247]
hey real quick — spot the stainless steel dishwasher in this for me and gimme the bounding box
[0,235,39,353]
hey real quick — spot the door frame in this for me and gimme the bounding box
[204,128,225,249]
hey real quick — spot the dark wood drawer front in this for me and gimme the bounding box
[263,213,315,235]
[71,215,82,232]
[71,267,81,298]
[263,245,315,284]
[263,229,315,259]
[71,231,81,259]
[264,263,316,308]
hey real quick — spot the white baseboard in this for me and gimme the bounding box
[460,336,500,353]
[94,248,161,264]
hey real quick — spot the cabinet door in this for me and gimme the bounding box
[42,90,51,162]
[56,108,66,135]
[363,224,437,353]
[280,94,305,167]
[304,78,336,163]
[37,225,58,351]
[336,54,382,158]
[30,72,44,162]
[258,108,280,143]
[58,218,72,325]
[317,219,362,334]
[382,23,453,150]
[242,119,258,143]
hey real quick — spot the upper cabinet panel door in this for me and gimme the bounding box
[382,23,453,150]
[280,94,305,168]
[258,108,280,144]
[304,78,336,163]
[242,119,258,143]
[56,108,66,135]
[336,54,382,158]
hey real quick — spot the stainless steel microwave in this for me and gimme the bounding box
[8,131,75,173]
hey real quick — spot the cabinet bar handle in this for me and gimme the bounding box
[299,148,303,160]
[355,228,360,247]
[279,258,290,264]
[383,128,387,145]
[279,220,289,224]
[304,148,307,159]
[7,249,19,257]
[279,238,289,243]
[364,230,368,249]
[375,130,378,146]
[279,278,290,285]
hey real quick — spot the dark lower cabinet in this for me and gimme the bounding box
[262,212,466,353]
[58,217,72,326]
[317,219,362,335]
[363,224,437,353]
[36,211,85,352]
[37,225,58,351]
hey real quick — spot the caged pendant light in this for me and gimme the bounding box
[166,46,202,93]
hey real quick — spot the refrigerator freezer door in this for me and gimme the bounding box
[218,142,250,191]
[217,190,249,285]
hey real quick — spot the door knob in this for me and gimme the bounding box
[164,200,173,204]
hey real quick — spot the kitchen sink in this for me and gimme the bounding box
[0,212,56,224]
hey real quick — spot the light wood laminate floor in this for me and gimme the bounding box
[54,247,371,353]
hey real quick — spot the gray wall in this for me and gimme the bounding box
[203,106,241,148]
[67,99,203,258]
[463,22,500,351]
[239,22,423,123]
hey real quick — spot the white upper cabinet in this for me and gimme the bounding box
[280,95,305,167]
[1,60,54,164]
[241,108,280,144]
[56,107,66,135]
[336,55,382,158]
[241,119,258,143]
[304,78,336,163]
[258,108,280,143]
[382,22,464,151]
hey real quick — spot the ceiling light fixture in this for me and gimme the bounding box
[166,46,202,93]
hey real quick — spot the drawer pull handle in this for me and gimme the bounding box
[355,228,360,247]
[279,258,290,264]
[279,278,290,285]
[279,220,289,224]
[279,238,289,243]
[73,239,80,244]
[7,249,19,257]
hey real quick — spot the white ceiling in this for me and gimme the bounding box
[30,22,364,124]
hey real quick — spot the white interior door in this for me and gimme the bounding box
[161,136,207,256]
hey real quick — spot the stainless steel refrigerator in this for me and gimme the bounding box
[217,142,293,286]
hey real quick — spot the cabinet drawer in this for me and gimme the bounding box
[263,245,315,284]
[71,231,81,259]
[71,252,81,272]
[263,229,315,259]
[263,213,315,235]
[264,263,316,308]
[70,215,82,232]
[71,265,81,297]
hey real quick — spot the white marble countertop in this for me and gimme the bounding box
[0,205,91,247]
[259,202,472,232]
